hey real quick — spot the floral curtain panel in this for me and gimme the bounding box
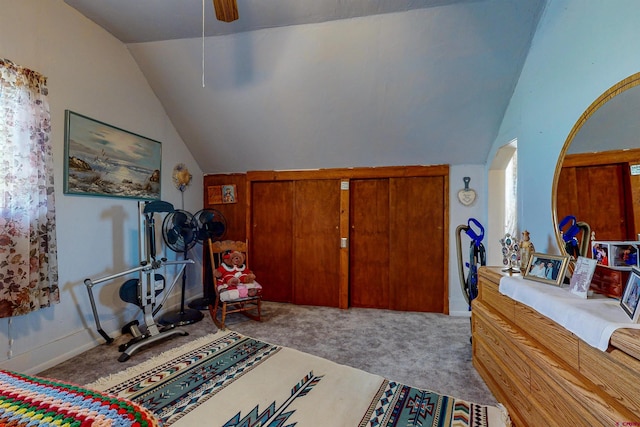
[0,59,59,317]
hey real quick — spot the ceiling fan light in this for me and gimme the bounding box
[213,0,239,22]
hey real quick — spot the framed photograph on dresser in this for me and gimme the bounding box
[620,267,640,322]
[569,256,597,298]
[523,253,569,286]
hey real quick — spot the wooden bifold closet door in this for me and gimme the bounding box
[349,176,446,312]
[248,165,449,313]
[250,181,294,303]
[292,180,341,307]
[250,179,340,307]
[349,179,390,308]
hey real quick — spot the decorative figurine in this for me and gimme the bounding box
[519,230,535,271]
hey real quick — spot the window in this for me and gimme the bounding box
[504,147,518,238]
[487,139,517,266]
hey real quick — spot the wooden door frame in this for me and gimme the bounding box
[246,165,449,310]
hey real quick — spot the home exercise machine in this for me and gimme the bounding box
[455,218,486,310]
[84,200,193,362]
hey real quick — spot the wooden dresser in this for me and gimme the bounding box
[472,266,640,426]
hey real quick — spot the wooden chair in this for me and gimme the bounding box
[207,240,262,329]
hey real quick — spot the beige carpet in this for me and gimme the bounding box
[39,301,497,407]
[87,330,509,427]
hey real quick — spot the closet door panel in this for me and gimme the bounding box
[293,180,341,307]
[558,164,631,240]
[349,179,390,308]
[576,164,631,240]
[556,167,580,224]
[389,176,446,312]
[251,181,294,302]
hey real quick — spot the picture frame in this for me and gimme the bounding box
[620,267,640,322]
[592,240,639,269]
[64,110,162,200]
[523,252,570,286]
[591,241,611,266]
[611,243,639,268]
[569,256,597,298]
[207,185,237,204]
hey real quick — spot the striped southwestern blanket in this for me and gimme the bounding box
[88,331,509,427]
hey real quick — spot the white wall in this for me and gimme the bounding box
[449,165,486,316]
[0,0,203,373]
[488,0,640,257]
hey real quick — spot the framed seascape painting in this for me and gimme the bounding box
[523,253,569,286]
[621,268,640,322]
[64,110,162,200]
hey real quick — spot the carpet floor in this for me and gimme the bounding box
[86,330,507,427]
[39,301,497,407]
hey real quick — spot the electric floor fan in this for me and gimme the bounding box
[158,209,204,326]
[188,208,228,310]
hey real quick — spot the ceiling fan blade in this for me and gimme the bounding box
[213,0,239,22]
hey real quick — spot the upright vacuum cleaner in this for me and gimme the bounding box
[558,214,591,259]
[455,218,486,310]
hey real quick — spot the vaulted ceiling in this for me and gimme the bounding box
[64,0,547,173]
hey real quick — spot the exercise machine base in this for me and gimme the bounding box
[118,326,189,362]
[159,308,204,327]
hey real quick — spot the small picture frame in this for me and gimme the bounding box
[591,242,610,266]
[523,253,570,286]
[569,256,597,298]
[620,267,640,322]
[207,184,238,204]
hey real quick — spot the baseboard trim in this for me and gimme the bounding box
[0,298,196,375]
[0,321,124,376]
[448,310,472,317]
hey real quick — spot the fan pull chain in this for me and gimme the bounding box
[202,0,206,88]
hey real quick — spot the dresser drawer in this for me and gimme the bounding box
[473,303,530,389]
[513,300,579,366]
[530,368,601,427]
[580,342,640,416]
[477,277,515,322]
[472,303,533,426]
[474,336,534,426]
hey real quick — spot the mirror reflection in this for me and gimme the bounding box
[553,73,640,252]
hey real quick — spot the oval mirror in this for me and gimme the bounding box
[552,72,640,255]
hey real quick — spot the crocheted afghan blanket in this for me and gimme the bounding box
[0,370,159,427]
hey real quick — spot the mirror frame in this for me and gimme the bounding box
[552,71,640,255]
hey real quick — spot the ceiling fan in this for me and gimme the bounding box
[213,0,239,22]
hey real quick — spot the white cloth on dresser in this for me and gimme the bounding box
[499,275,640,351]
